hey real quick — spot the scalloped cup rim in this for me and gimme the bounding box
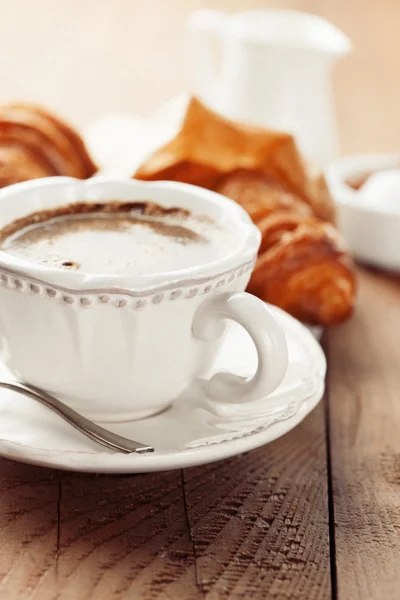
[0,176,260,292]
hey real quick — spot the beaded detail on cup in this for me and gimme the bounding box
[0,259,256,310]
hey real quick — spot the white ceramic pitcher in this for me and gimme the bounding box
[187,9,351,167]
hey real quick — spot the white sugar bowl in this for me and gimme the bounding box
[327,153,400,271]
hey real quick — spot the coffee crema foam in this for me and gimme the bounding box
[0,201,238,276]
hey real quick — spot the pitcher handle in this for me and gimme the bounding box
[192,292,288,417]
[186,10,226,102]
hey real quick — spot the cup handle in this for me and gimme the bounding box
[192,292,288,417]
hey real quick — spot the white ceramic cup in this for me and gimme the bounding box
[0,177,288,422]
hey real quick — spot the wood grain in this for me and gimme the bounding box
[327,268,400,600]
[182,404,331,599]
[54,404,329,599]
[0,461,59,599]
[0,404,330,599]
[54,470,198,600]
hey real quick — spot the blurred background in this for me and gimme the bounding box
[0,0,397,155]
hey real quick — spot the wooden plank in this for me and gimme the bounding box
[0,399,330,599]
[0,464,200,599]
[53,470,198,600]
[53,406,329,600]
[181,403,331,600]
[327,268,400,600]
[0,460,59,599]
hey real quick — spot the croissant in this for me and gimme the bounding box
[0,103,97,188]
[214,169,315,222]
[215,170,356,326]
[134,98,355,325]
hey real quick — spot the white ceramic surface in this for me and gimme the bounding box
[187,9,351,167]
[327,153,400,270]
[0,176,288,422]
[0,305,325,473]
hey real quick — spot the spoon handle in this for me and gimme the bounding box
[0,381,154,454]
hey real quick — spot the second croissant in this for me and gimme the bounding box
[215,170,356,325]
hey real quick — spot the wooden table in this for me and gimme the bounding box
[1,1,400,598]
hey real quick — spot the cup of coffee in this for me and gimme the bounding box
[0,177,288,422]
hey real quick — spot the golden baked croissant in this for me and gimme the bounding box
[215,170,355,325]
[134,97,355,325]
[135,96,335,223]
[0,103,96,188]
[214,169,315,222]
[250,220,355,325]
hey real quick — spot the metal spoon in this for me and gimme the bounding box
[0,380,154,454]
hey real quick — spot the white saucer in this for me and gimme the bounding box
[0,305,325,473]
